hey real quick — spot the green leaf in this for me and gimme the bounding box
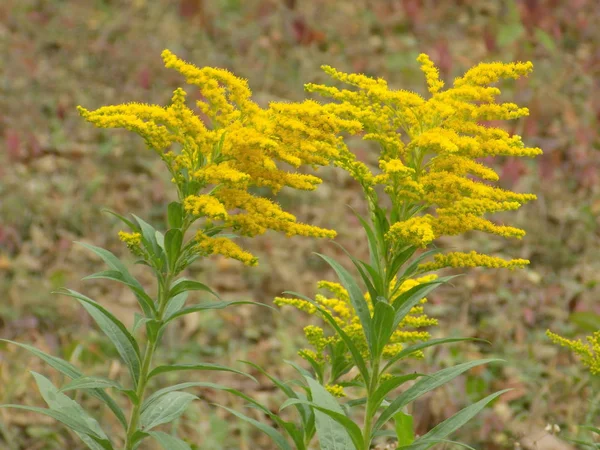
[0,340,127,427]
[149,431,191,450]
[316,253,372,352]
[535,28,556,52]
[368,373,422,419]
[59,376,125,393]
[392,277,454,330]
[386,246,417,286]
[77,241,156,317]
[28,372,113,450]
[0,405,112,449]
[169,278,220,300]
[132,214,161,258]
[399,248,441,280]
[283,291,370,385]
[306,376,361,450]
[102,209,138,231]
[240,361,314,429]
[497,22,525,48]
[164,301,267,324]
[394,411,414,446]
[375,359,501,432]
[83,270,156,317]
[218,405,292,450]
[281,396,361,450]
[570,312,600,333]
[399,390,510,450]
[140,392,197,431]
[371,301,396,359]
[350,209,382,272]
[581,425,600,435]
[331,241,381,302]
[167,202,184,229]
[148,363,256,382]
[163,291,188,320]
[56,288,141,385]
[383,338,487,373]
[165,228,183,272]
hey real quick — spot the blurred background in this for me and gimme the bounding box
[1,0,599,448]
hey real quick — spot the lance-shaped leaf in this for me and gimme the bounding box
[164,300,269,324]
[77,242,156,316]
[398,390,511,450]
[371,301,396,360]
[395,411,415,446]
[149,431,191,450]
[374,359,501,433]
[140,392,197,431]
[148,362,256,382]
[218,405,293,450]
[0,340,127,427]
[367,373,423,419]
[56,288,141,385]
[83,270,156,317]
[391,277,455,330]
[315,253,372,352]
[29,372,112,450]
[168,278,220,299]
[383,338,488,373]
[283,291,370,385]
[132,214,162,260]
[164,228,183,272]
[0,405,113,450]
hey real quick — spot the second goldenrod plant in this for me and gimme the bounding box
[0,51,356,450]
[252,54,541,450]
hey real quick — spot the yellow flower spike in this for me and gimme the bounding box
[183,195,228,220]
[118,231,142,247]
[80,50,354,266]
[418,251,529,272]
[417,53,445,94]
[325,384,346,398]
[308,53,540,270]
[118,231,144,257]
[386,216,435,248]
[277,276,438,362]
[547,330,600,375]
[195,232,257,266]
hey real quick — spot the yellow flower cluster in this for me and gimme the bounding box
[195,232,257,266]
[418,251,529,272]
[547,330,600,375]
[118,231,143,256]
[325,384,346,398]
[275,276,438,362]
[79,50,358,264]
[306,54,541,268]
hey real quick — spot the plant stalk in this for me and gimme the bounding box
[124,274,172,450]
[362,359,380,450]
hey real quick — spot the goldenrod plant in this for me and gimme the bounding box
[0,50,356,450]
[547,330,600,448]
[252,54,541,450]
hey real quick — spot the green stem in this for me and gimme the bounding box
[362,359,380,450]
[124,275,172,450]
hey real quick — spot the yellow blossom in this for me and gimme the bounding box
[80,50,356,265]
[325,384,346,398]
[547,330,600,375]
[184,195,228,220]
[418,251,529,272]
[307,53,541,269]
[118,231,142,247]
[195,232,257,266]
[277,277,437,363]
